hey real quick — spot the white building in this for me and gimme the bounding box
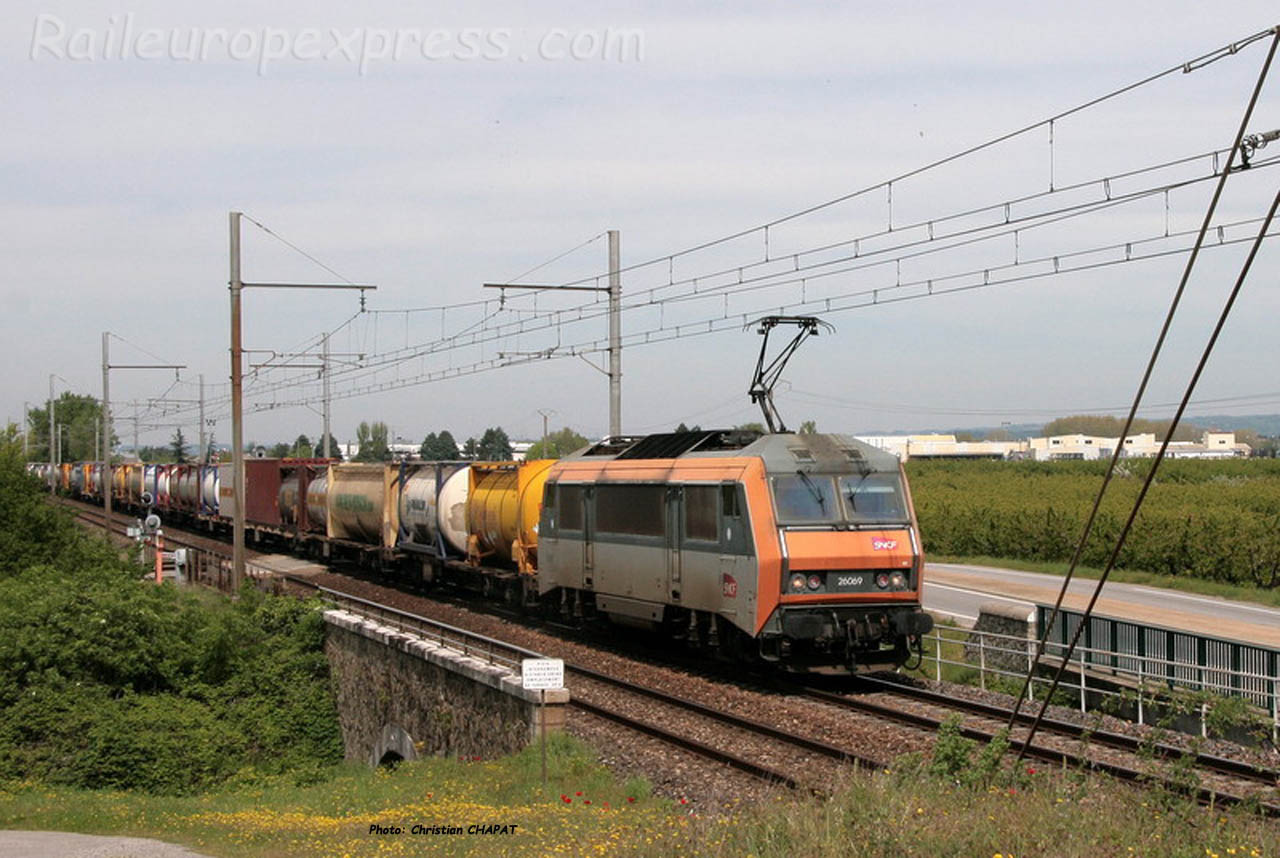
[857,431,1248,462]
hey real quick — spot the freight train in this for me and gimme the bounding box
[31,428,933,672]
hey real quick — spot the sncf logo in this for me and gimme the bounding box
[872,539,898,551]
[722,574,738,598]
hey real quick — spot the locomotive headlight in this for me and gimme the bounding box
[790,573,807,592]
[891,572,906,590]
[807,574,822,591]
[875,573,890,589]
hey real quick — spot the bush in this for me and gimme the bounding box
[0,436,342,794]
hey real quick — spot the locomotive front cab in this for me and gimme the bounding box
[758,438,934,672]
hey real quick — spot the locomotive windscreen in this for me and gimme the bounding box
[771,472,908,525]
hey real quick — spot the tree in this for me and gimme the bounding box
[1042,415,1197,442]
[526,427,589,460]
[673,422,703,433]
[735,422,766,434]
[268,442,291,459]
[170,429,188,464]
[354,421,390,462]
[476,427,513,460]
[419,430,459,460]
[292,434,313,457]
[26,392,114,462]
[798,420,817,435]
[313,432,342,460]
[461,437,478,459]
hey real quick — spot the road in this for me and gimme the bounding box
[0,831,209,857]
[923,562,1280,649]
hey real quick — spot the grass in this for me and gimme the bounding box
[928,554,1280,609]
[2,733,1275,857]
[0,734,663,857]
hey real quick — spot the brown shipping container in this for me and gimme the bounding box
[217,459,285,526]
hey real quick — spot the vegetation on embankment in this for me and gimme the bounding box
[907,458,1280,591]
[1,731,1272,858]
[0,434,342,794]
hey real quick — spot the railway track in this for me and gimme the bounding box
[295,573,1280,812]
[794,678,1279,810]
[842,674,1280,787]
[58,495,1280,812]
[64,498,244,560]
[288,575,873,794]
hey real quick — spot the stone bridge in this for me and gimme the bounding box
[323,610,568,766]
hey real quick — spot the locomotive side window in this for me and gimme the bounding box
[596,484,665,537]
[721,484,740,518]
[684,485,718,543]
[542,483,558,534]
[721,482,752,555]
[559,484,584,531]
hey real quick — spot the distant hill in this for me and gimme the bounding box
[853,414,1280,438]
[1183,414,1280,436]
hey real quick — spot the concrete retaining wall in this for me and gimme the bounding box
[964,601,1036,672]
[323,610,568,766]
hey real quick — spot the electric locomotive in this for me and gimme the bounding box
[538,428,933,672]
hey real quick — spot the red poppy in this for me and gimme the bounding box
[627,797,635,803]
[575,791,582,796]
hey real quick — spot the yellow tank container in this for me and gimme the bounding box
[466,459,554,573]
[124,463,144,503]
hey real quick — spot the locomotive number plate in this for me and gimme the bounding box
[829,573,875,593]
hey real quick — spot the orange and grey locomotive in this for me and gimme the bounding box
[538,429,933,672]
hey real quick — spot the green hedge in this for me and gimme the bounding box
[906,458,1280,588]
[0,438,342,793]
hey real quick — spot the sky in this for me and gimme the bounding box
[3,2,1279,451]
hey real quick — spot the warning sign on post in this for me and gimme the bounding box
[521,658,564,690]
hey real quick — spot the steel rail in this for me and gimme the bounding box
[852,674,1280,786]
[569,697,805,791]
[798,683,1279,815]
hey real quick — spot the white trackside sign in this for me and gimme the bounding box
[521,658,564,690]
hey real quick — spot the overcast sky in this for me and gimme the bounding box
[4,2,1279,451]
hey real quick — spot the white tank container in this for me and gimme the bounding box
[436,466,470,555]
[201,466,219,513]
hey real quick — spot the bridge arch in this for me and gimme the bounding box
[371,723,418,768]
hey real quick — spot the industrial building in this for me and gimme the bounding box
[856,431,1249,462]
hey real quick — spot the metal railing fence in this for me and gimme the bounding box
[916,618,1279,742]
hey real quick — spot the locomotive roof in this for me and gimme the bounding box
[570,430,901,473]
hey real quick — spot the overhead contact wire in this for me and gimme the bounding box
[1009,26,1280,752]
